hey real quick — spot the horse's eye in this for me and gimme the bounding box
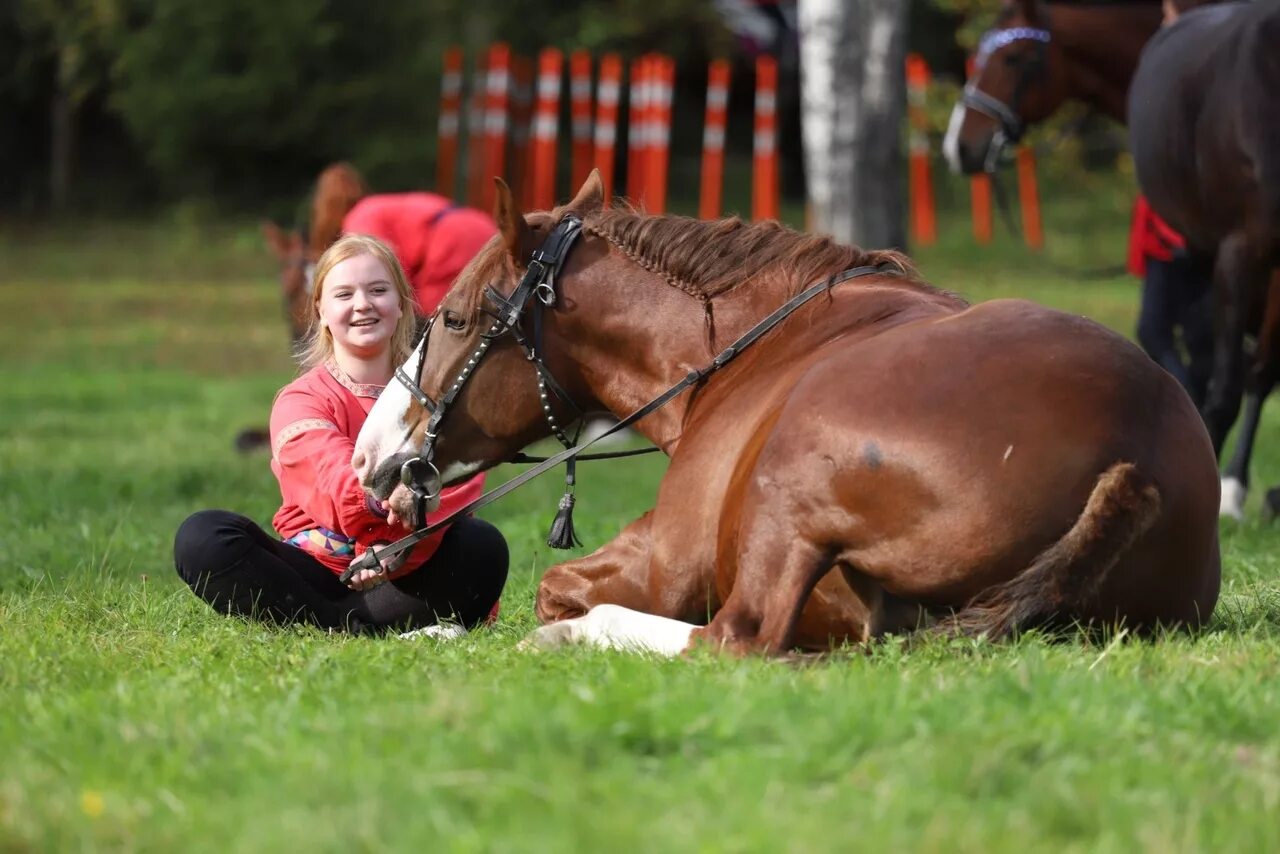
[443,310,466,330]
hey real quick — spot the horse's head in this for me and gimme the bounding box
[944,0,1067,174]
[262,221,315,344]
[352,172,606,526]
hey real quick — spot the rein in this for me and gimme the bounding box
[338,257,886,583]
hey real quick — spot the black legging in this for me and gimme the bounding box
[173,510,508,634]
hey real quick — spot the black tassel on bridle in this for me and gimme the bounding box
[546,457,581,549]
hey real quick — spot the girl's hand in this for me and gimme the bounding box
[384,499,412,530]
[344,566,386,591]
[344,539,408,590]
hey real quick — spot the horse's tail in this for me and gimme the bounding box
[936,462,1161,641]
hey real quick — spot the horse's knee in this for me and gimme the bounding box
[690,604,772,656]
[535,568,589,624]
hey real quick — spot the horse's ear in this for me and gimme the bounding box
[493,177,532,261]
[563,169,605,216]
[1014,0,1043,25]
[262,221,297,260]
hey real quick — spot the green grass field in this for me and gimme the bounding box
[4,173,1280,852]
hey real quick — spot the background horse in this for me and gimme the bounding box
[942,0,1162,175]
[945,0,1274,520]
[352,172,1220,656]
[1129,0,1280,516]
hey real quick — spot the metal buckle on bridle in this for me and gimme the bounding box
[400,456,441,498]
[535,279,556,307]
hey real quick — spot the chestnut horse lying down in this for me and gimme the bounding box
[352,173,1221,656]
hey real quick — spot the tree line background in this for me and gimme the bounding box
[4,0,1009,219]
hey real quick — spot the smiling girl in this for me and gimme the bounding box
[174,234,508,635]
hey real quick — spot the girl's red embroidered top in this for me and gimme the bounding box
[270,361,485,578]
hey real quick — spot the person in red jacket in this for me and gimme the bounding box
[342,192,496,318]
[175,234,507,635]
[1127,194,1213,407]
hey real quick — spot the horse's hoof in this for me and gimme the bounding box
[1219,476,1247,521]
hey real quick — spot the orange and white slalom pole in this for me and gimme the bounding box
[530,47,563,211]
[906,53,936,246]
[478,43,511,214]
[569,50,594,191]
[508,54,534,208]
[645,55,675,214]
[626,55,654,204]
[970,175,993,244]
[752,54,780,222]
[699,58,731,220]
[1016,146,1044,250]
[436,47,463,200]
[965,58,993,244]
[465,50,487,210]
[593,53,623,204]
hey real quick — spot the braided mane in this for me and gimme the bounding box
[579,207,932,302]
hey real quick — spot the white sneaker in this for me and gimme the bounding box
[398,622,467,641]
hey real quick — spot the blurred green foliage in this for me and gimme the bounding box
[3,0,733,212]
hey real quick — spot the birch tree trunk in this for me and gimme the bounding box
[798,0,908,250]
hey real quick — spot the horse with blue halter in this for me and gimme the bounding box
[943,0,1280,520]
[943,0,1164,176]
[349,172,1219,655]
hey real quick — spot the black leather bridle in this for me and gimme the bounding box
[392,214,588,518]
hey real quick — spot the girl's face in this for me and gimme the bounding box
[317,252,404,360]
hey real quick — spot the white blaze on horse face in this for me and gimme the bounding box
[943,101,968,174]
[519,605,696,656]
[353,337,423,487]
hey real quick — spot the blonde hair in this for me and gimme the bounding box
[295,233,419,372]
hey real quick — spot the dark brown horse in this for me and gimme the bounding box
[1129,1,1280,514]
[944,0,1280,521]
[350,172,1220,655]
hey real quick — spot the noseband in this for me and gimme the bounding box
[962,25,1051,172]
[392,214,586,515]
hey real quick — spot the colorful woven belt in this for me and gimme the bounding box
[284,526,355,557]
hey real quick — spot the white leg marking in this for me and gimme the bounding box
[1220,476,1247,520]
[520,605,696,656]
[942,102,967,174]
